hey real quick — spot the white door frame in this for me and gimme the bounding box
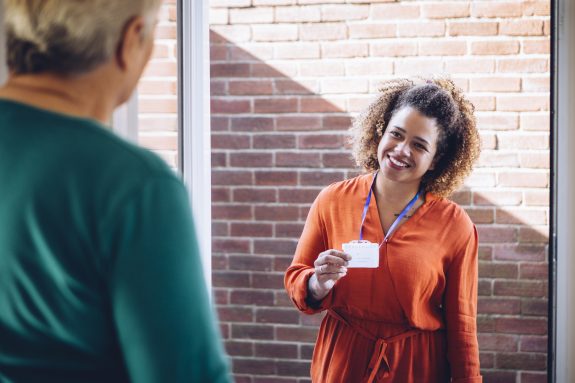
[553,0,575,381]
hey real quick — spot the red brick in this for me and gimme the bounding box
[275,5,321,23]
[274,42,320,59]
[300,171,345,186]
[498,170,548,188]
[211,63,251,78]
[212,221,229,236]
[522,299,548,316]
[229,80,274,95]
[210,45,228,61]
[218,307,254,323]
[448,21,498,36]
[497,95,549,112]
[233,359,276,375]
[445,58,495,73]
[233,188,277,203]
[256,308,300,324]
[421,2,469,18]
[519,152,550,169]
[495,317,547,335]
[478,333,518,351]
[231,290,275,305]
[496,352,546,370]
[470,77,521,92]
[278,188,322,203]
[276,360,311,377]
[481,370,516,382]
[520,113,550,131]
[467,208,495,224]
[252,24,299,42]
[255,171,298,186]
[230,44,273,61]
[478,297,521,315]
[398,21,445,37]
[348,23,396,39]
[471,41,520,55]
[497,58,548,73]
[276,116,322,131]
[253,134,296,149]
[255,206,300,221]
[229,255,273,272]
[212,170,253,186]
[300,96,346,113]
[251,62,298,78]
[371,41,418,57]
[520,335,547,353]
[275,80,318,95]
[213,271,251,288]
[321,42,368,58]
[494,245,546,262]
[231,117,274,132]
[254,98,298,113]
[478,246,492,262]
[322,4,369,21]
[477,226,517,243]
[521,372,547,383]
[212,187,230,203]
[418,40,467,56]
[479,262,518,279]
[211,133,250,149]
[276,223,305,238]
[478,279,492,296]
[230,152,273,168]
[224,340,253,357]
[499,19,544,36]
[496,208,547,225]
[254,343,298,358]
[471,2,523,18]
[476,112,519,131]
[518,226,549,243]
[298,134,343,149]
[451,190,471,205]
[211,116,229,132]
[524,190,549,207]
[229,7,274,24]
[520,263,548,280]
[276,326,318,342]
[522,76,550,92]
[322,152,355,168]
[494,280,547,298]
[213,238,251,254]
[254,239,297,255]
[211,99,251,114]
[479,352,494,369]
[231,223,273,237]
[254,378,298,383]
[251,273,284,289]
[213,289,229,305]
[276,152,322,167]
[212,204,253,220]
[370,4,420,20]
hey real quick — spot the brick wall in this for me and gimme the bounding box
[141,0,551,382]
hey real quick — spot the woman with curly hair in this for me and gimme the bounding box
[285,78,482,382]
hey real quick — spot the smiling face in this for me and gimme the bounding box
[377,106,439,188]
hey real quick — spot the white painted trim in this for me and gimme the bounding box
[112,92,139,142]
[555,0,575,381]
[179,0,212,291]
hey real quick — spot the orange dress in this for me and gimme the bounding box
[285,174,482,383]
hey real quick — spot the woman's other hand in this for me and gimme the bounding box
[307,250,351,301]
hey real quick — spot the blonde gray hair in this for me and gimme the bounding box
[4,0,162,75]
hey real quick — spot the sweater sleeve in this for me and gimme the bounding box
[105,177,231,383]
[444,223,482,382]
[284,190,335,314]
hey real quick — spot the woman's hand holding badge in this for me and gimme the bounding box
[307,250,351,302]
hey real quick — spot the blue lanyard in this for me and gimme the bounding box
[359,172,420,242]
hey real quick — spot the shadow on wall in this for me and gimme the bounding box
[209,31,549,383]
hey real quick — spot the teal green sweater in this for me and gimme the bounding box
[0,99,230,383]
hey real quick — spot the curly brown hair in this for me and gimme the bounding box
[350,77,480,198]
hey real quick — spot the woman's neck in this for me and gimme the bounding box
[373,170,421,207]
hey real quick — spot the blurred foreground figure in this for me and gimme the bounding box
[0,1,230,382]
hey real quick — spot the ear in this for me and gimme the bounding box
[115,16,146,71]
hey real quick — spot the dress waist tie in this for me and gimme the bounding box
[327,310,424,383]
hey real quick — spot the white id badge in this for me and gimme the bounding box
[342,241,379,268]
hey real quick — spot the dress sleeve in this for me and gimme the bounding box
[284,190,335,314]
[444,223,482,382]
[105,177,231,383]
